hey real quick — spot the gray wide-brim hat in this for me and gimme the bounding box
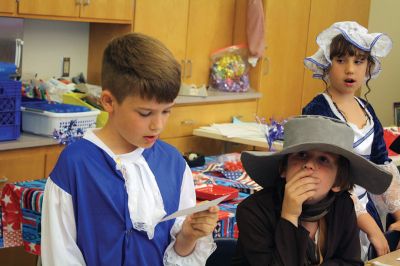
[241,115,392,194]
[304,21,392,81]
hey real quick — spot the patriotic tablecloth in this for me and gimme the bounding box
[0,179,46,255]
[0,153,258,254]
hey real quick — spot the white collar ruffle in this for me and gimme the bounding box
[83,129,166,239]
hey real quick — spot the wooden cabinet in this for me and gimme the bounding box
[134,0,236,86]
[258,0,311,120]
[0,145,63,189]
[0,0,16,16]
[161,100,258,154]
[16,0,133,23]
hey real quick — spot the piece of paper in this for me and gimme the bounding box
[160,195,229,222]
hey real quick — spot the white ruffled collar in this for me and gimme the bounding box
[83,129,166,239]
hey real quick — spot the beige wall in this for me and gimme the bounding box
[22,19,89,80]
[365,0,400,126]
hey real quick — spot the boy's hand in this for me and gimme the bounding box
[181,206,219,240]
[368,230,390,256]
[174,206,219,256]
[281,169,319,226]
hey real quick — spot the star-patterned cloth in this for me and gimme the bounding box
[0,179,46,255]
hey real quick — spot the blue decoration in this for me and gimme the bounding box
[256,116,286,151]
[52,119,87,145]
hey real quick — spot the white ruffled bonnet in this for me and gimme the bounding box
[304,21,392,80]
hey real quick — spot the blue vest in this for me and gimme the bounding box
[50,139,186,266]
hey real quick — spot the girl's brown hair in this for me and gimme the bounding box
[323,34,375,104]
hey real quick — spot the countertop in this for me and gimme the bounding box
[0,133,58,151]
[175,89,261,105]
[1,89,261,151]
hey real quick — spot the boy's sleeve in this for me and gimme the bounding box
[41,178,86,266]
[235,198,309,266]
[163,165,216,266]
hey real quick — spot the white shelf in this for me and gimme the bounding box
[176,88,261,105]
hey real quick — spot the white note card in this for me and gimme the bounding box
[160,195,229,222]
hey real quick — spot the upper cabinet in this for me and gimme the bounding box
[80,0,133,21]
[0,0,16,16]
[18,0,79,18]
[14,0,134,23]
[257,0,311,121]
[134,0,236,86]
[234,0,311,120]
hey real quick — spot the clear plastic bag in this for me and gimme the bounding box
[209,44,250,92]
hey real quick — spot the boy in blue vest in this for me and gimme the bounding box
[41,33,219,266]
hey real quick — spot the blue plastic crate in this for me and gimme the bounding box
[0,95,21,112]
[0,111,21,141]
[0,62,16,80]
[0,80,22,141]
[0,80,21,96]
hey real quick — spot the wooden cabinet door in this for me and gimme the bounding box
[0,148,46,189]
[301,0,371,108]
[258,0,311,120]
[18,0,80,17]
[184,0,236,86]
[134,0,189,73]
[80,0,133,21]
[44,145,64,177]
[0,0,16,15]
[161,100,257,139]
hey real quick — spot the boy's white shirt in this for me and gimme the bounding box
[41,129,215,266]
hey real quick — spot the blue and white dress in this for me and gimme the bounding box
[303,93,400,260]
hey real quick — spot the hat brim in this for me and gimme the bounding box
[241,143,392,195]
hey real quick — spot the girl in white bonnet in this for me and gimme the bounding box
[303,21,400,260]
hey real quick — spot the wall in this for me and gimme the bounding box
[22,19,89,80]
[365,0,400,126]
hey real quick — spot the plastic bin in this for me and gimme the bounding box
[0,62,16,80]
[21,101,100,136]
[0,80,22,141]
[63,92,108,128]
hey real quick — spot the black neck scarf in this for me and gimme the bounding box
[300,191,336,222]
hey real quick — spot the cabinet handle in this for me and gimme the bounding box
[0,176,8,183]
[75,0,82,4]
[186,60,192,79]
[181,60,186,79]
[181,119,196,125]
[83,0,90,5]
[262,57,269,76]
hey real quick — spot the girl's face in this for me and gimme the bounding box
[282,150,340,204]
[328,54,369,95]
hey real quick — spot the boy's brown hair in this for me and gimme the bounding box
[332,156,354,191]
[101,33,181,104]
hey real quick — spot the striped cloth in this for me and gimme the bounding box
[0,179,46,255]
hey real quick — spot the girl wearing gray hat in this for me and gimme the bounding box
[232,116,392,265]
[302,21,400,260]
